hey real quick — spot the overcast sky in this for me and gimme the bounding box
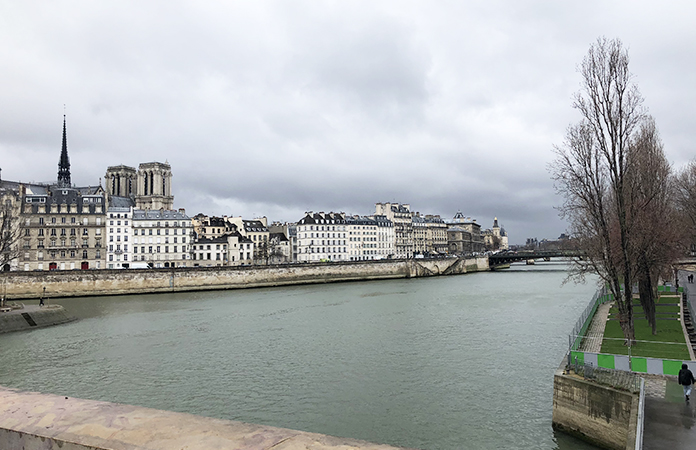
[1,1,694,244]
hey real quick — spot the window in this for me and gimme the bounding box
[96,218,101,225]
[39,217,44,225]
[82,250,88,259]
[148,246,153,253]
[70,250,75,258]
[24,229,30,236]
[109,245,113,251]
[95,250,101,258]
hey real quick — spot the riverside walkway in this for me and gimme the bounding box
[642,270,696,449]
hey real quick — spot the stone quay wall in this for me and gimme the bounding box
[1,257,489,300]
[0,386,417,450]
[552,366,640,450]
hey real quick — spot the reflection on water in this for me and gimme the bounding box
[0,262,598,449]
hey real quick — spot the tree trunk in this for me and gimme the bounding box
[637,263,657,335]
[636,254,657,334]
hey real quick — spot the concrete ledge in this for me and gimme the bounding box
[552,364,639,450]
[0,305,76,334]
[0,386,417,450]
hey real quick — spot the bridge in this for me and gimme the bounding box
[488,250,582,268]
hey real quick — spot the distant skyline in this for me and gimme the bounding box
[1,1,695,245]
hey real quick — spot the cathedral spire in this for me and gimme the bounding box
[57,114,71,187]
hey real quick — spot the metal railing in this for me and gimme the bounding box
[568,358,642,393]
[570,286,611,351]
[635,377,645,450]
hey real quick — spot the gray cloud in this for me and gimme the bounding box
[1,1,695,244]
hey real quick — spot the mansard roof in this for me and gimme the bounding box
[269,232,289,242]
[133,209,190,220]
[242,219,268,232]
[298,211,346,225]
[109,196,136,208]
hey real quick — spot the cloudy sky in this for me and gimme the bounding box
[1,1,694,244]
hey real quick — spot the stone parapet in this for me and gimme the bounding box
[0,258,489,300]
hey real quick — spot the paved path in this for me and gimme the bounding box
[644,376,696,449]
[578,301,612,353]
[642,269,696,449]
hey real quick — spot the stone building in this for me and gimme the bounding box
[269,222,297,263]
[373,214,395,260]
[482,217,509,251]
[375,202,413,258]
[19,184,106,271]
[131,209,193,268]
[16,117,107,271]
[296,212,347,262]
[226,217,270,263]
[447,211,484,254]
[105,203,133,269]
[190,233,254,267]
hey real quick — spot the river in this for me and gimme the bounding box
[0,262,599,449]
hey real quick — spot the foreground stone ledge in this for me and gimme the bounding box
[0,386,417,450]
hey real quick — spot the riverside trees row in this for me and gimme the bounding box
[551,37,696,341]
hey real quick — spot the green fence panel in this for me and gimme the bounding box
[570,351,584,366]
[597,354,615,369]
[663,359,683,376]
[679,287,684,293]
[658,286,665,292]
[631,357,648,373]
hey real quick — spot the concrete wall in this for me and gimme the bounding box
[0,386,416,450]
[1,257,489,300]
[0,305,76,334]
[552,367,639,450]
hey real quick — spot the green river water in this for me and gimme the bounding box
[0,262,599,449]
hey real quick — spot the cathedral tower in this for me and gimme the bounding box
[135,162,173,210]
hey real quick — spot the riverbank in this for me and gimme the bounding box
[0,257,488,300]
[0,385,416,450]
[0,304,76,334]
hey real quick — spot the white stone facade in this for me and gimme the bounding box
[296,212,347,262]
[131,209,193,268]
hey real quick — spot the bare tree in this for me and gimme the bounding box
[674,159,696,255]
[0,194,21,272]
[551,37,646,342]
[628,118,681,334]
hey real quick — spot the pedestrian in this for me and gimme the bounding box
[679,363,695,402]
[39,296,44,307]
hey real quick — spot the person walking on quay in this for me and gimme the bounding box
[679,364,695,402]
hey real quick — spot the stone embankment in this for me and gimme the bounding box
[0,386,417,450]
[0,257,488,300]
[0,304,76,334]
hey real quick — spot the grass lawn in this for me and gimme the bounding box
[601,319,690,359]
[600,292,690,360]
